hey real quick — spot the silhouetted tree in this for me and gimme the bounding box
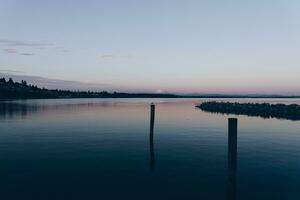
[0,78,6,83]
[21,80,27,86]
[8,78,14,84]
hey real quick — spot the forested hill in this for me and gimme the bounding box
[0,78,178,99]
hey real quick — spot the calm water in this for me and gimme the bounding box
[1,98,300,200]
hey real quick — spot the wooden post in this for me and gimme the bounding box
[149,103,155,171]
[227,118,237,200]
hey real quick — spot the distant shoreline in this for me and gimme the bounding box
[196,101,300,120]
[2,96,300,100]
[1,78,300,99]
[2,96,300,101]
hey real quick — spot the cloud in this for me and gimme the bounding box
[1,39,55,56]
[99,54,116,59]
[55,46,69,53]
[98,53,132,60]
[0,39,70,55]
[0,69,25,73]
[20,53,35,56]
[0,39,54,47]
[3,48,18,53]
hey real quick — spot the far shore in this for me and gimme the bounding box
[1,78,300,100]
[2,96,300,100]
[197,101,300,120]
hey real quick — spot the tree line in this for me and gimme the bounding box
[0,77,178,99]
[197,101,300,121]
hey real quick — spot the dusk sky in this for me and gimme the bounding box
[1,0,300,94]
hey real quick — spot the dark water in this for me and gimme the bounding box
[0,98,300,200]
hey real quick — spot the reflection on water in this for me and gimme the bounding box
[0,101,38,119]
[148,113,239,199]
[0,98,300,200]
[0,101,118,119]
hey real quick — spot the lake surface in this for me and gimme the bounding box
[1,98,300,200]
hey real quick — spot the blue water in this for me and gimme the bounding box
[0,98,300,200]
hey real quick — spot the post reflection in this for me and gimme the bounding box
[149,103,155,171]
[227,118,238,200]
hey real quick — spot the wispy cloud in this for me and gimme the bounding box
[0,69,25,73]
[3,48,18,53]
[99,54,116,59]
[98,53,132,60]
[0,39,69,55]
[20,53,35,56]
[3,48,35,56]
[57,47,69,53]
[0,39,54,47]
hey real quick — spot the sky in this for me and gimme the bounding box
[1,0,300,94]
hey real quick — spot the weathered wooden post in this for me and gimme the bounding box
[227,118,237,200]
[149,103,155,171]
